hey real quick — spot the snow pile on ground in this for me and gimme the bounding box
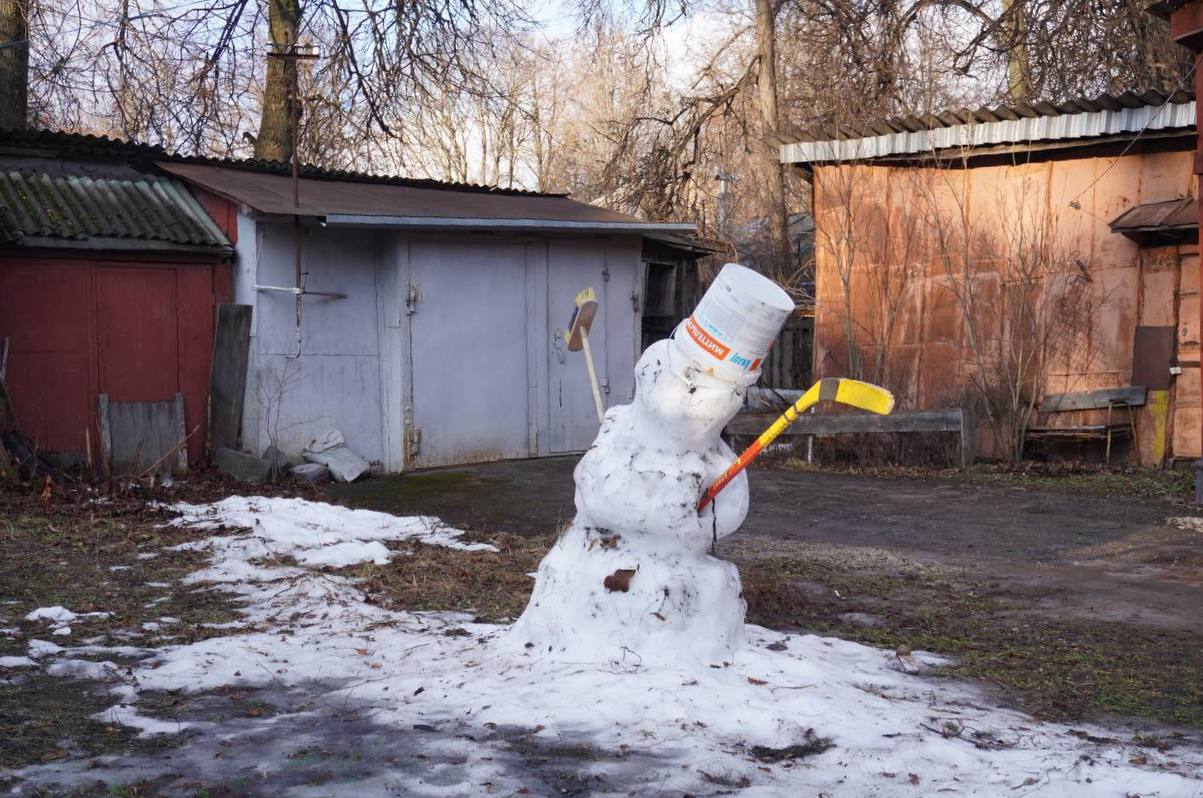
[22,606,110,637]
[4,499,1196,796]
[168,496,495,576]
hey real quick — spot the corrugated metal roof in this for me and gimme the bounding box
[0,126,698,238]
[0,169,231,250]
[1111,197,1197,232]
[157,162,694,233]
[0,126,559,197]
[781,90,1196,165]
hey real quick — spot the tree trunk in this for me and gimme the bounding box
[1001,0,1030,99]
[255,0,301,162]
[0,0,29,129]
[753,0,790,277]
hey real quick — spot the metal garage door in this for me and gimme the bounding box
[546,239,610,453]
[406,241,531,468]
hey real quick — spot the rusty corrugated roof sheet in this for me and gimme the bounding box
[782,89,1196,165]
[1110,197,1198,243]
[0,169,231,250]
[157,162,693,233]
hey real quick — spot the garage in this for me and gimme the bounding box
[0,166,234,467]
[161,160,688,471]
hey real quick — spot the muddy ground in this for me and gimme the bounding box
[333,458,1203,630]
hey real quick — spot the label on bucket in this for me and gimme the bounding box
[690,284,783,371]
[684,317,730,360]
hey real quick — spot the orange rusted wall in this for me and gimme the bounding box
[812,149,1197,464]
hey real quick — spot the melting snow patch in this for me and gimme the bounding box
[27,640,65,659]
[0,655,35,668]
[168,496,494,579]
[93,704,193,738]
[25,606,77,624]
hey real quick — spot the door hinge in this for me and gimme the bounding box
[405,283,420,315]
[631,289,639,313]
[407,427,422,457]
[601,378,610,395]
[602,266,610,282]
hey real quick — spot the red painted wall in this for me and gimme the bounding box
[0,253,234,465]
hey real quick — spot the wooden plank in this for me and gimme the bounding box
[172,392,188,474]
[1041,386,1147,412]
[727,408,965,436]
[97,394,112,478]
[103,395,190,476]
[960,405,976,467]
[1027,425,1131,435]
[208,304,252,451]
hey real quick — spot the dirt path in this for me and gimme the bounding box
[333,458,1203,640]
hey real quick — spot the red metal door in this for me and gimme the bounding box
[0,259,94,452]
[96,267,179,401]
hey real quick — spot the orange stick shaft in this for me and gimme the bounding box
[697,439,764,511]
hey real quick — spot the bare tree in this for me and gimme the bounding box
[256,0,302,161]
[753,0,789,270]
[0,0,28,128]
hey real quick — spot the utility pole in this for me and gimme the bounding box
[265,42,319,351]
[715,171,738,242]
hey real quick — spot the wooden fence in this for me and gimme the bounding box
[759,316,813,389]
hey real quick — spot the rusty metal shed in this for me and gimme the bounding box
[782,90,1202,465]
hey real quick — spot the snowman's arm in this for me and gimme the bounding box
[697,378,894,510]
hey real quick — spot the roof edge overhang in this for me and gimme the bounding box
[782,100,1197,167]
[315,214,697,235]
[4,235,234,255]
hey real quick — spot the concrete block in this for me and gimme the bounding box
[215,447,273,483]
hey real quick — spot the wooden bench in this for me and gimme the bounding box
[726,407,976,467]
[1024,386,1146,464]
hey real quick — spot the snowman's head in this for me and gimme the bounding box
[631,340,745,448]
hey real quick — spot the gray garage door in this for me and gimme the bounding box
[406,241,531,468]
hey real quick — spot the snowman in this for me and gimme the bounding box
[507,264,794,667]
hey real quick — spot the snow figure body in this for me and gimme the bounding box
[508,264,794,667]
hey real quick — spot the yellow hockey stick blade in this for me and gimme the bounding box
[830,378,895,415]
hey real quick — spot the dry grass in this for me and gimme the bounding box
[354,532,553,622]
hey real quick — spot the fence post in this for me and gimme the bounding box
[959,407,976,468]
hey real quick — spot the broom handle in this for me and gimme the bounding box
[581,328,605,423]
[698,378,895,511]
